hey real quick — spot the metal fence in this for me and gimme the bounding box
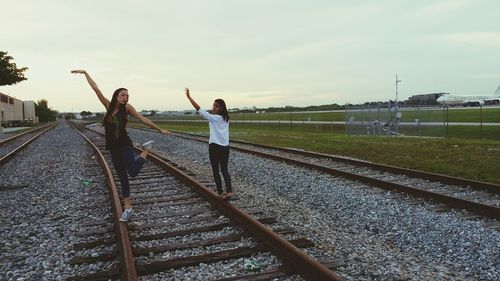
[125,104,499,140]
[345,103,499,139]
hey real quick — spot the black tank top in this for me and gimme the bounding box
[104,104,133,150]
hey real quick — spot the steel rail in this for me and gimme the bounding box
[137,148,343,280]
[72,122,343,281]
[0,123,57,166]
[0,122,55,145]
[234,144,500,220]
[69,122,137,281]
[133,128,500,220]
[224,139,500,219]
[169,129,500,194]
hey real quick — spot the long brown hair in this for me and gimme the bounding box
[103,88,127,125]
[214,98,229,122]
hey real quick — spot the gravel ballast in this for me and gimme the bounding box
[1,122,110,280]
[2,122,498,281]
[127,127,500,281]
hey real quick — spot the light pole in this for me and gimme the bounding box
[395,74,402,134]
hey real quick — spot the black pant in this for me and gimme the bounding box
[109,145,145,198]
[209,143,232,194]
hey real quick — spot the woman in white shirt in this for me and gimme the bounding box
[185,88,233,199]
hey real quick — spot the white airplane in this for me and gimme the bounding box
[436,86,500,106]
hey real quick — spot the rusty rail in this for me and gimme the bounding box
[69,122,137,281]
[139,128,500,220]
[71,122,343,280]
[171,129,500,194]
[0,122,55,145]
[142,149,343,281]
[0,123,57,166]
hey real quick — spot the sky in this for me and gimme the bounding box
[1,0,499,112]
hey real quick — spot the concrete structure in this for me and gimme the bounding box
[0,92,38,128]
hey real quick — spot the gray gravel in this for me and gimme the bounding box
[2,121,498,281]
[127,127,500,281]
[0,121,110,280]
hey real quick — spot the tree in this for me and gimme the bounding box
[35,99,58,122]
[0,51,28,86]
[80,111,93,117]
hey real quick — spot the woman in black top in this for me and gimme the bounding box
[72,70,169,221]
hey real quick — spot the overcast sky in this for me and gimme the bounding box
[1,0,499,112]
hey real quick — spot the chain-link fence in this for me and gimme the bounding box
[129,104,499,140]
[345,102,499,139]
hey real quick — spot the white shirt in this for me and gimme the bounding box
[198,108,229,146]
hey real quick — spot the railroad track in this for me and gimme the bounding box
[0,123,56,167]
[67,121,343,281]
[132,126,500,222]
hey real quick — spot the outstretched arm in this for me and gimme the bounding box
[71,70,110,109]
[185,88,200,111]
[127,104,171,134]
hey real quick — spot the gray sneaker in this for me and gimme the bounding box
[119,208,133,222]
[142,140,154,150]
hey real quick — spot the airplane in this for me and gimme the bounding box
[436,86,500,106]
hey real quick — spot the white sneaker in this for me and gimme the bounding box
[142,140,154,150]
[119,208,133,222]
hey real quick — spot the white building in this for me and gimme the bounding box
[0,92,38,127]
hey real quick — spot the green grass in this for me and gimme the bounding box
[132,121,500,185]
[219,107,500,123]
[358,125,500,140]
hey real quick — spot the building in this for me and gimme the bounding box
[0,92,38,127]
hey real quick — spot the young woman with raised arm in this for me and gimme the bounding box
[71,69,170,222]
[185,88,233,200]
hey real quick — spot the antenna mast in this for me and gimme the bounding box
[394,74,402,134]
[395,74,402,104]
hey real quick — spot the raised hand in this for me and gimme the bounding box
[70,70,109,108]
[185,87,199,110]
[71,70,87,74]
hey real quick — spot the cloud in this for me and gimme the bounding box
[233,90,344,107]
[3,1,500,111]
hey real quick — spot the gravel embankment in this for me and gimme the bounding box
[127,127,499,281]
[0,121,110,280]
[2,121,498,281]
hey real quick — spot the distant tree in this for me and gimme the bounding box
[80,111,93,117]
[64,113,76,119]
[35,99,58,122]
[0,51,28,86]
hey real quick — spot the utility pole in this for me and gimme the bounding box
[395,74,401,104]
[395,74,402,134]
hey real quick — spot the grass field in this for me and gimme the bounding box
[158,107,500,123]
[131,120,500,185]
[151,106,500,139]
